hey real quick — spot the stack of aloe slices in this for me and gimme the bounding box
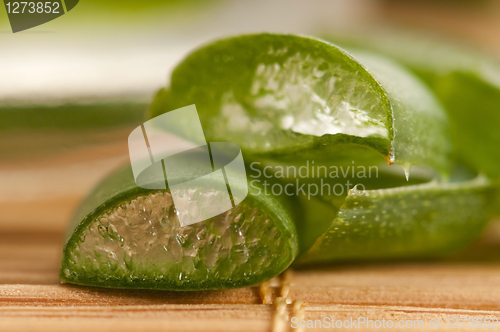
[60,33,497,290]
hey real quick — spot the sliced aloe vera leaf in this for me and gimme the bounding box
[60,164,299,290]
[0,99,148,163]
[324,30,500,179]
[149,34,493,263]
[297,174,494,265]
[290,164,436,253]
[0,99,147,132]
[247,151,438,254]
[149,33,450,175]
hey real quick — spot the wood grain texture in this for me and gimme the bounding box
[1,222,500,331]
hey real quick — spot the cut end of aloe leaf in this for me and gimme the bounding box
[164,34,390,154]
[61,188,296,290]
[325,30,500,180]
[151,33,450,175]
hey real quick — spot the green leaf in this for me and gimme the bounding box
[60,164,299,290]
[0,99,148,164]
[0,99,147,131]
[324,30,500,179]
[298,174,493,265]
[150,33,451,175]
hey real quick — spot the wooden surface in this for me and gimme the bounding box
[2,1,500,330]
[2,223,500,332]
[2,128,500,331]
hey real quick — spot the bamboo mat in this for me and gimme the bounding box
[2,129,500,331]
[1,224,500,332]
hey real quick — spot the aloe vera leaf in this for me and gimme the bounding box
[149,33,493,260]
[149,33,450,175]
[60,164,299,290]
[298,175,493,265]
[0,100,147,131]
[324,30,500,179]
[289,164,436,253]
[247,151,437,254]
[0,100,148,164]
